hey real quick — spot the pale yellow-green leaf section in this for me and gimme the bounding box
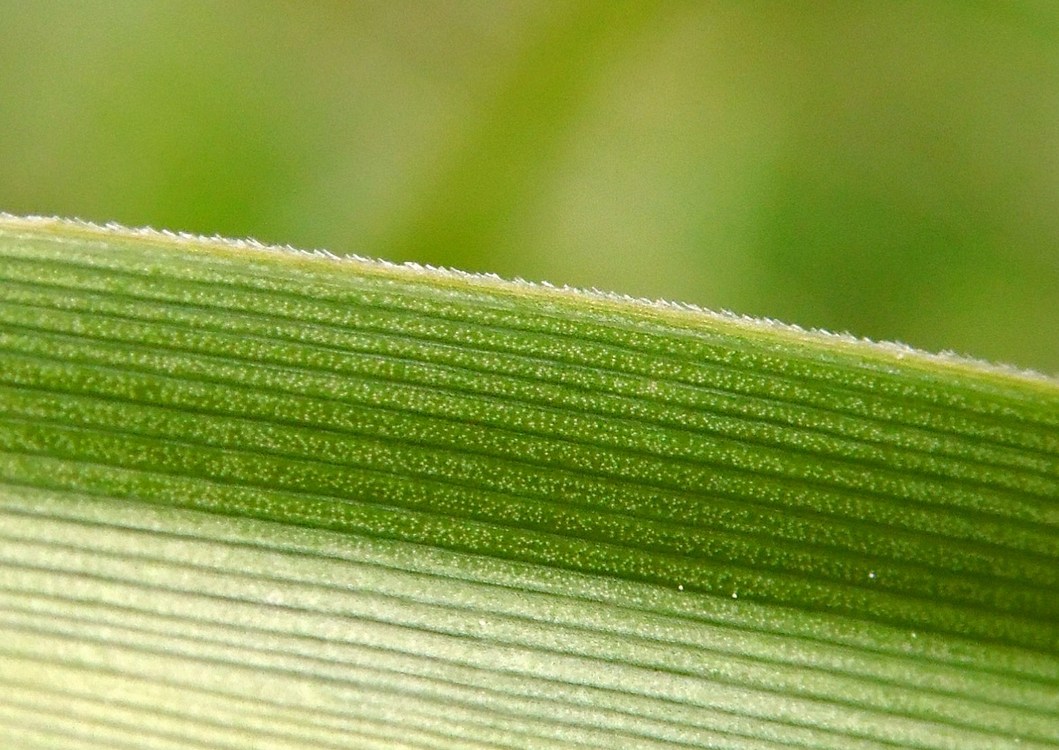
[0,215,1056,749]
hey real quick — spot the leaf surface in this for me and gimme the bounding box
[0,215,1056,749]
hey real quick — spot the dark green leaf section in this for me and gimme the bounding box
[0,217,1057,749]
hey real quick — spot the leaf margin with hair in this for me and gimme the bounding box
[0,214,1056,749]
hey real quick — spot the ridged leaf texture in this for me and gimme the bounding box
[0,215,1056,749]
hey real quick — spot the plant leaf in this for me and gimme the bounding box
[0,214,1056,749]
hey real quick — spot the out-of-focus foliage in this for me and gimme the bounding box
[1,1,1056,372]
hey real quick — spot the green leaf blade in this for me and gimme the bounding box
[0,216,1056,748]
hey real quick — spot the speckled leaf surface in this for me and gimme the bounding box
[0,215,1056,749]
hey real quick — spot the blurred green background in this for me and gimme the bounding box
[2,1,1057,372]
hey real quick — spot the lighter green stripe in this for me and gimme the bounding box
[4,554,1042,743]
[0,703,199,750]
[0,599,853,750]
[0,685,308,750]
[0,578,989,750]
[3,503,1053,715]
[0,698,429,750]
[0,723,106,750]
[0,678,487,750]
[3,485,1056,686]
[1,532,1053,742]
[2,490,1056,748]
[0,534,1045,749]
[0,626,799,750]
[0,677,433,750]
[0,658,523,750]
[0,650,588,750]
[0,489,1050,745]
